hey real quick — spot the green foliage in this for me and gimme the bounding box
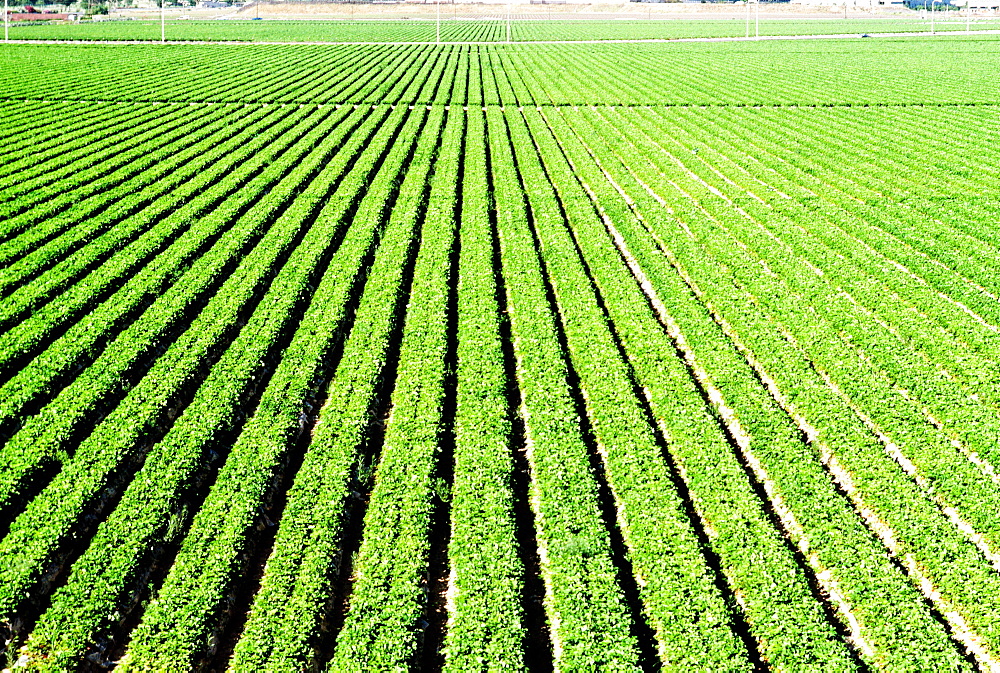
[3,36,1000,673]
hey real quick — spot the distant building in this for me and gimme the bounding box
[10,11,71,19]
[792,0,896,6]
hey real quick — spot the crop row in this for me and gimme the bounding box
[525,105,864,670]
[0,104,252,327]
[656,107,1000,537]
[5,41,1000,106]
[225,104,444,671]
[441,104,526,671]
[9,17,1000,44]
[119,104,434,670]
[15,101,396,670]
[0,103,324,493]
[324,103,455,672]
[4,101,1000,671]
[605,103,1000,530]
[0,104,316,456]
[0,45,454,105]
[0,102,363,637]
[483,105,644,670]
[548,104,999,667]
[1,103,219,246]
[5,19,510,43]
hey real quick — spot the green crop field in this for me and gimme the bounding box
[7,16,1000,42]
[2,34,1000,672]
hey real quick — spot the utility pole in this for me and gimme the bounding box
[931,0,942,33]
[436,0,440,44]
[161,0,165,42]
[745,0,750,37]
[755,0,759,38]
[506,0,510,42]
[4,0,8,43]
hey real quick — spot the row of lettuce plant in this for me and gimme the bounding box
[326,106,456,671]
[441,106,526,671]
[118,105,429,670]
[538,105,861,670]
[652,106,1000,567]
[0,104,252,326]
[0,105,233,251]
[0,102,198,227]
[0,103,327,497]
[484,106,642,671]
[608,105,999,667]
[0,104,311,440]
[0,100,111,151]
[222,104,433,670]
[2,102,163,184]
[0,104,360,635]
[11,101,396,673]
[611,106,1000,665]
[572,104,969,670]
[507,107,754,670]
